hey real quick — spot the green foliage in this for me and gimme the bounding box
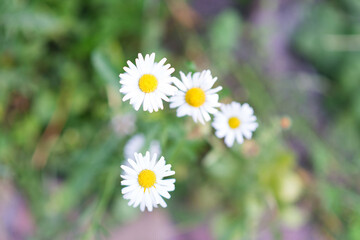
[0,0,359,239]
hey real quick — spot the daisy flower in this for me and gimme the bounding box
[169,70,222,124]
[119,53,178,113]
[212,102,258,147]
[121,151,175,212]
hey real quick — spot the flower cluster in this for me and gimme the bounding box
[119,53,258,211]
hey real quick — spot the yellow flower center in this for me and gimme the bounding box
[138,169,156,189]
[228,117,241,129]
[138,74,158,93]
[185,88,206,107]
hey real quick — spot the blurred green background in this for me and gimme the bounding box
[1,0,360,239]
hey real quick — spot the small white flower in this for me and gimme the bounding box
[169,70,222,124]
[123,134,161,160]
[121,151,175,212]
[111,113,136,136]
[212,102,258,147]
[119,53,178,113]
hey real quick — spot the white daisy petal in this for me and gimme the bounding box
[155,185,171,199]
[158,57,167,66]
[143,94,150,112]
[241,128,253,139]
[144,191,153,212]
[140,201,146,212]
[121,184,138,194]
[215,129,227,138]
[224,131,235,147]
[212,102,258,147]
[149,189,158,206]
[127,186,141,205]
[206,86,223,95]
[121,165,137,176]
[152,189,167,208]
[120,174,135,180]
[121,179,137,186]
[235,131,244,144]
[200,107,211,122]
[120,151,175,212]
[134,93,145,111]
[172,77,187,92]
[154,156,165,171]
[132,188,143,208]
[176,104,189,117]
[161,170,175,178]
[154,95,164,110]
[158,179,176,191]
[170,70,222,124]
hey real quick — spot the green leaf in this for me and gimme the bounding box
[91,50,119,88]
